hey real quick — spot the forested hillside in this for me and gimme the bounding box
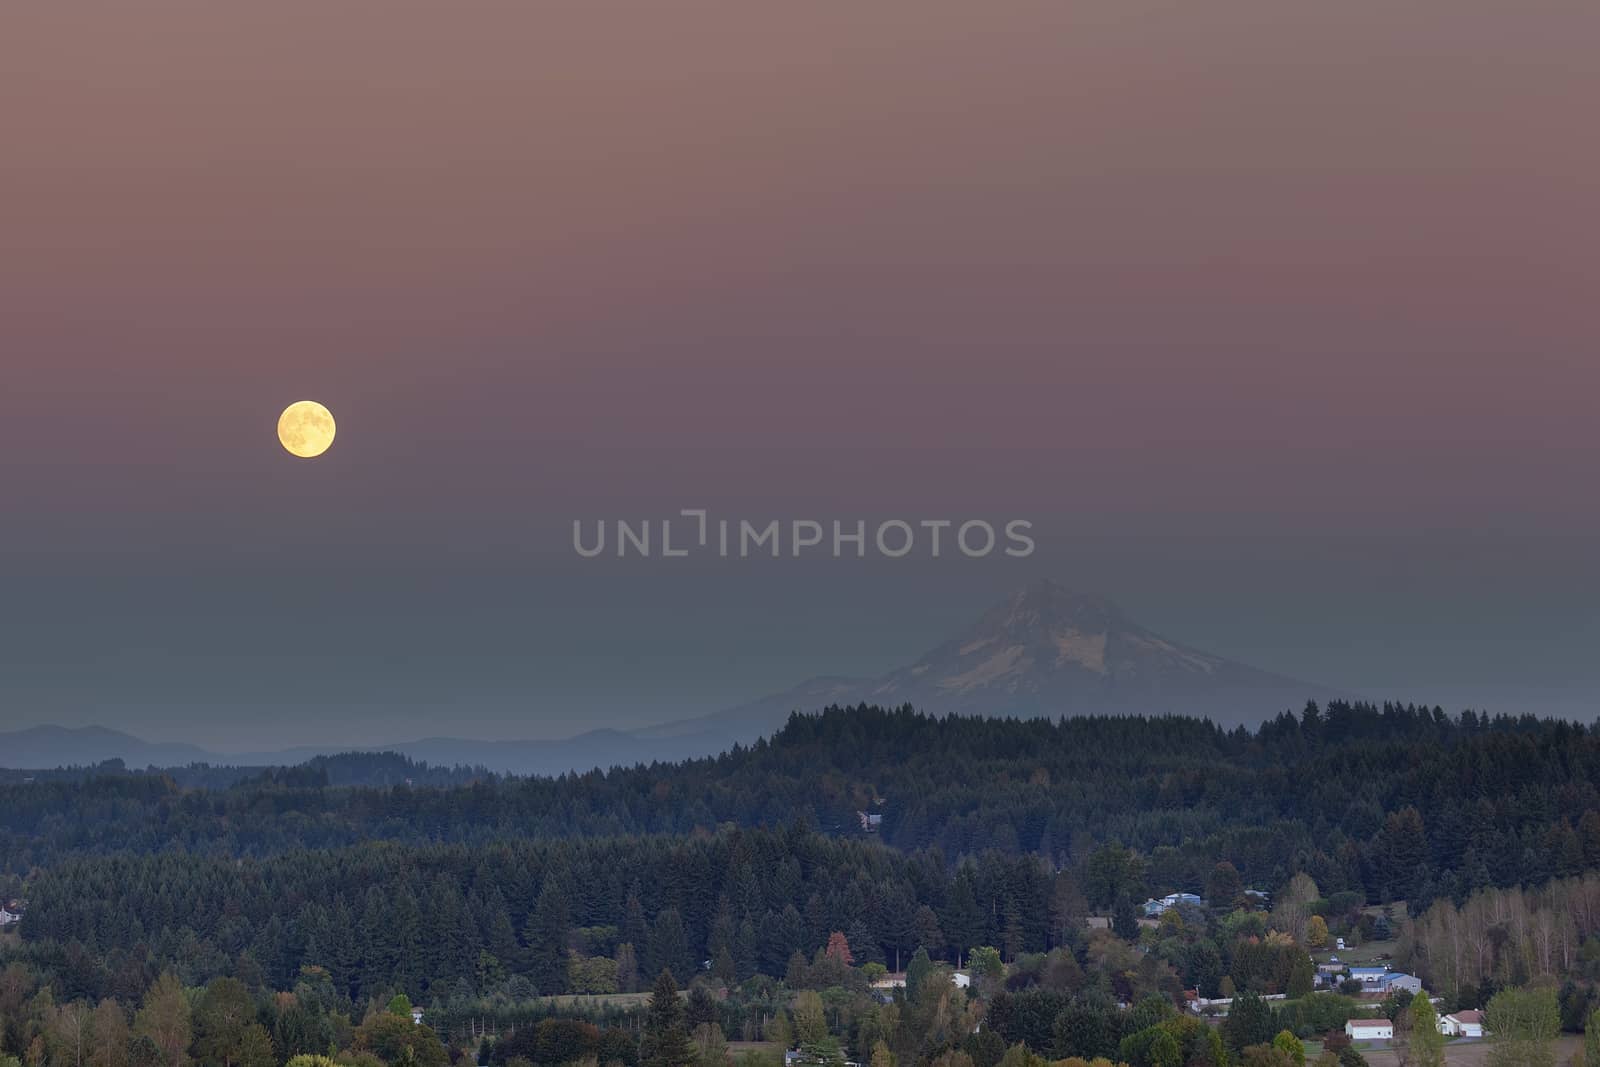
[4,703,1600,1067]
[3,702,1596,907]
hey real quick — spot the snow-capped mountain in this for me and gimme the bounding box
[854,579,1338,725]
[0,582,1341,774]
[650,579,1342,742]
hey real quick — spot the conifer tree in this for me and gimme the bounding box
[640,971,696,1067]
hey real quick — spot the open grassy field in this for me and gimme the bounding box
[1355,1034,1580,1065]
[728,1042,781,1057]
[530,991,655,1010]
[1312,901,1410,967]
[1321,939,1399,966]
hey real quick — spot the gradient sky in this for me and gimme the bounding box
[4,2,1599,748]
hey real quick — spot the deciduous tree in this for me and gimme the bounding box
[132,975,189,1067]
[1406,994,1444,1067]
[1484,986,1560,1067]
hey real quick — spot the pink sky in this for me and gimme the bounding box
[3,3,1598,743]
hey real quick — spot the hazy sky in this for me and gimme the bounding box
[4,2,1598,747]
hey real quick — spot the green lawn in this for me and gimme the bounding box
[1315,903,1407,967]
[728,1042,781,1055]
[530,991,656,1010]
[1322,940,1397,965]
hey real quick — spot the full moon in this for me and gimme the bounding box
[277,400,337,458]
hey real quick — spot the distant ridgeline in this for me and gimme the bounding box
[1,702,1595,896]
[0,750,494,790]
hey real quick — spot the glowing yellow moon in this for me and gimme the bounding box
[277,400,337,458]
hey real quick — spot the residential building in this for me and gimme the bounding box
[1142,892,1204,917]
[1378,972,1422,995]
[1345,1019,1393,1042]
[1349,966,1390,988]
[1440,1010,1485,1038]
[1315,957,1347,987]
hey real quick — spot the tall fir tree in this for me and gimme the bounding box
[639,971,697,1067]
[525,880,571,996]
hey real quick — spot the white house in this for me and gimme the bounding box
[0,908,19,926]
[1440,1010,1485,1038]
[1345,1019,1393,1042]
[950,971,971,989]
[1349,966,1390,988]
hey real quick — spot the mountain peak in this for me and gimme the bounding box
[993,580,1125,632]
[843,579,1342,725]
